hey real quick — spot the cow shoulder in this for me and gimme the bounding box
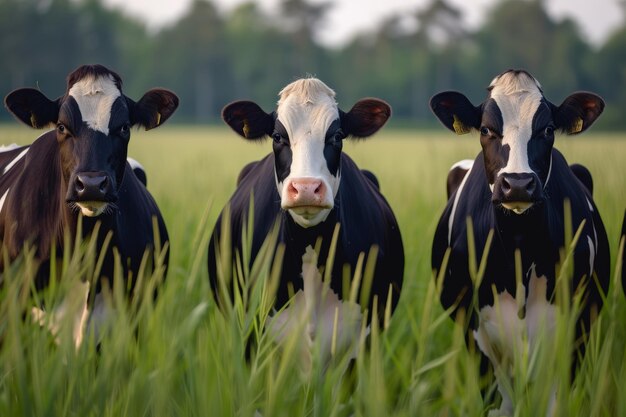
[336,154,395,245]
[208,154,280,295]
[1,131,65,259]
[432,153,494,316]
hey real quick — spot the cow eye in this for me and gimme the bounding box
[119,124,130,136]
[480,127,490,136]
[272,133,282,143]
[334,129,345,141]
[544,126,554,136]
[57,123,70,136]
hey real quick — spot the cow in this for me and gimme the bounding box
[208,78,404,353]
[429,69,610,415]
[2,64,178,346]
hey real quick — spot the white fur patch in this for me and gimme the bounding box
[3,148,29,175]
[69,74,121,135]
[473,264,556,416]
[31,279,91,349]
[587,235,595,277]
[0,143,19,152]
[126,157,144,172]
[489,72,543,179]
[267,246,365,374]
[0,188,9,214]
[448,160,473,245]
[0,188,10,212]
[276,78,340,227]
[450,159,474,171]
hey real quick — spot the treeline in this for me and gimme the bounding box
[1,0,625,129]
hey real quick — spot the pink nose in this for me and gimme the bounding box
[285,178,327,207]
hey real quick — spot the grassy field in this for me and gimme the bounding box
[0,124,625,416]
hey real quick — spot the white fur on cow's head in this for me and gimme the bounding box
[68,74,122,136]
[489,71,544,180]
[275,78,340,228]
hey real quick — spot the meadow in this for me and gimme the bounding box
[0,124,625,416]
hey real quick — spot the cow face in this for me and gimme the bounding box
[222,78,391,228]
[430,69,604,214]
[4,64,178,217]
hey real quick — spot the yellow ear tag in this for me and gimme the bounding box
[30,113,37,128]
[452,115,471,135]
[156,112,161,126]
[570,117,583,134]
[242,119,250,137]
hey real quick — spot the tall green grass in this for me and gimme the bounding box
[0,125,624,416]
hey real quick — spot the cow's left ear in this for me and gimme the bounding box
[129,89,179,130]
[342,98,391,139]
[554,92,604,135]
[429,91,481,135]
[4,88,59,129]
[222,101,274,140]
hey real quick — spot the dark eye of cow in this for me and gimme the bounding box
[544,126,554,136]
[57,123,70,136]
[272,133,284,144]
[119,124,130,137]
[333,129,345,142]
[480,127,490,136]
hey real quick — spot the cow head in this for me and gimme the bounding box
[430,69,604,214]
[222,78,390,228]
[4,64,178,217]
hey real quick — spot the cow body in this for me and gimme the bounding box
[208,78,404,333]
[430,70,609,414]
[1,64,178,345]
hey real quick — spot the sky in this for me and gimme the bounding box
[103,0,623,47]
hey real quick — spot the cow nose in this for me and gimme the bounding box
[501,175,536,201]
[286,178,326,206]
[75,173,112,200]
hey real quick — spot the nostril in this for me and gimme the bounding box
[99,177,109,192]
[501,177,511,194]
[526,178,536,194]
[75,177,85,193]
[288,182,298,197]
[314,182,323,195]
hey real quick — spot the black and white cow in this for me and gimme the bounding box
[208,78,404,335]
[2,64,178,345]
[430,70,610,414]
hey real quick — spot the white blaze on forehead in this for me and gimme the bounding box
[275,78,341,218]
[489,72,543,178]
[68,74,121,135]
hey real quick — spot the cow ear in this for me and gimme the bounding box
[430,91,481,135]
[130,89,179,131]
[4,88,59,129]
[342,98,391,139]
[222,101,273,140]
[554,92,604,135]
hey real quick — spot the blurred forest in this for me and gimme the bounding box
[1,0,625,129]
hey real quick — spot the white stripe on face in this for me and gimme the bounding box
[490,72,543,177]
[275,79,341,226]
[68,74,121,135]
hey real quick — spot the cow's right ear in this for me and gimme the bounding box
[4,88,59,129]
[130,89,179,131]
[429,91,481,135]
[222,101,273,140]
